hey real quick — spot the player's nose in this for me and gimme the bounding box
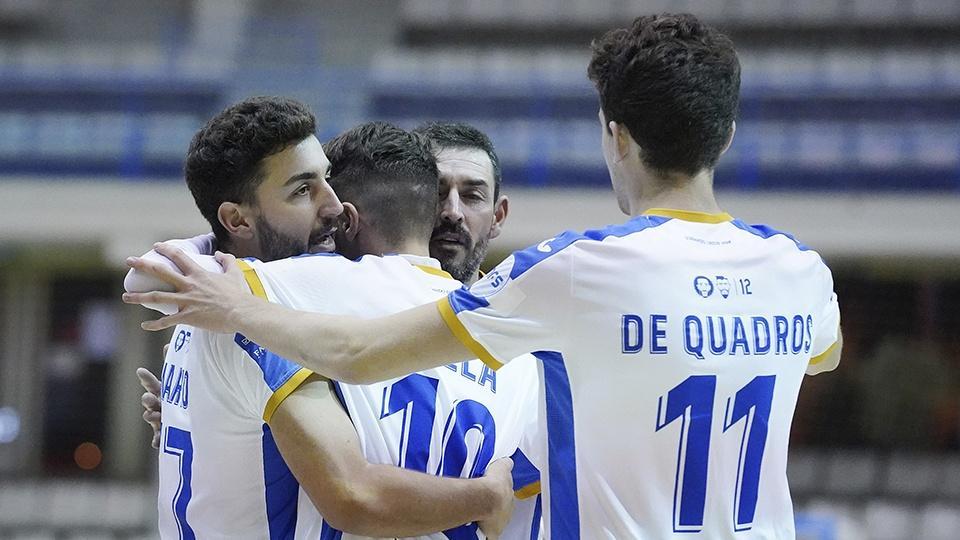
[439,190,464,224]
[317,181,344,219]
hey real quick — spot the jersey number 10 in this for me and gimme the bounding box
[656,375,775,533]
[381,373,497,540]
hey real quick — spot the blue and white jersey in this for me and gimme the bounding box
[239,253,543,540]
[157,321,312,539]
[438,209,841,539]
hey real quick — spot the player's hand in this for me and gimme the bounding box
[122,244,255,333]
[477,458,515,539]
[138,365,163,449]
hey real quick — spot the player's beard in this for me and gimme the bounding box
[438,230,489,285]
[255,216,309,262]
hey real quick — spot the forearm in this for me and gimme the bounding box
[316,464,499,536]
[229,300,471,383]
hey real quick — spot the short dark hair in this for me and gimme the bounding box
[184,96,316,244]
[413,122,502,200]
[324,122,439,245]
[587,13,740,177]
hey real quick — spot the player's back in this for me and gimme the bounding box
[244,253,543,540]
[447,210,840,539]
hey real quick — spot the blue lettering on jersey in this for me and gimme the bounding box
[752,317,771,354]
[621,313,816,360]
[730,317,750,356]
[708,316,728,355]
[622,315,644,353]
[478,365,497,394]
[651,314,668,354]
[443,361,497,394]
[160,363,189,409]
[774,316,789,354]
[684,316,705,360]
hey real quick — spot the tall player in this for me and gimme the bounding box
[126,14,842,538]
[128,98,518,538]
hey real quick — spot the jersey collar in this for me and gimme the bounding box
[641,208,734,224]
[397,254,455,280]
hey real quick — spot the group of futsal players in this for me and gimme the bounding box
[125,13,842,539]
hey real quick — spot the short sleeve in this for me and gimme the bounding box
[809,263,841,364]
[225,333,314,422]
[438,234,575,369]
[223,259,317,421]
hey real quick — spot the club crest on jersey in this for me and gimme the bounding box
[693,276,714,298]
[174,329,192,352]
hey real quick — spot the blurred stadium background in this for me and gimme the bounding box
[0,0,959,538]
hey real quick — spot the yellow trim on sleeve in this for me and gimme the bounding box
[414,264,454,280]
[642,208,734,223]
[436,298,504,370]
[262,368,315,423]
[514,481,542,500]
[236,260,268,299]
[809,339,840,366]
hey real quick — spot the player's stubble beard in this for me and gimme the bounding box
[255,215,324,262]
[433,222,490,284]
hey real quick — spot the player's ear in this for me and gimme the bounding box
[339,202,360,241]
[488,195,509,240]
[609,120,632,162]
[217,202,254,240]
[720,121,736,156]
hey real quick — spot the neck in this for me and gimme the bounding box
[627,168,722,217]
[221,237,261,259]
[349,232,431,259]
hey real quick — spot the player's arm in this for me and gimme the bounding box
[123,245,475,383]
[269,374,514,537]
[124,241,565,383]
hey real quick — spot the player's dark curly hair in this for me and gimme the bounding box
[413,121,502,200]
[184,96,316,244]
[324,122,439,246]
[587,13,740,178]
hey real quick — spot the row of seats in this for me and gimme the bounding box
[788,451,960,499]
[400,0,960,25]
[0,481,154,529]
[797,500,960,540]
[0,110,957,188]
[371,47,960,91]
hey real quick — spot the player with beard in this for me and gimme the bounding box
[415,122,509,286]
[137,119,544,538]
[130,15,843,538]
[127,99,515,538]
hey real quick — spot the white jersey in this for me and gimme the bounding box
[157,322,316,540]
[239,253,543,540]
[438,209,841,539]
[152,252,542,540]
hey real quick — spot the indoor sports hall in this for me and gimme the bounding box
[0,1,958,539]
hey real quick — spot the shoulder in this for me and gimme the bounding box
[506,215,673,280]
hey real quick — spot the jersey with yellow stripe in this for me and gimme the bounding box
[241,252,543,540]
[439,209,841,539]
[157,320,316,539]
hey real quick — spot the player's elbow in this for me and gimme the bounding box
[305,478,384,535]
